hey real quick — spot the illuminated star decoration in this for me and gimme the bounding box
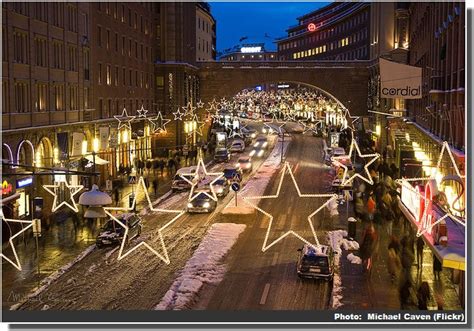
[182,102,196,117]
[43,180,84,213]
[186,114,205,137]
[173,107,185,121]
[196,99,205,109]
[243,162,338,252]
[1,215,33,271]
[137,105,149,118]
[331,138,380,186]
[148,111,171,133]
[343,108,360,131]
[263,113,287,135]
[299,119,323,135]
[207,98,220,112]
[104,177,185,264]
[179,158,224,202]
[395,141,465,237]
[114,108,136,131]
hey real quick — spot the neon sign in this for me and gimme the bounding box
[307,23,317,32]
[240,46,262,53]
[16,177,33,189]
[1,180,13,196]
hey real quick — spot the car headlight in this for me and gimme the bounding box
[251,133,256,138]
[246,163,251,168]
[187,203,193,208]
[262,128,267,133]
[253,142,259,147]
[235,163,240,167]
[262,142,268,147]
[249,150,255,156]
[216,187,223,193]
[203,202,210,208]
[258,150,264,157]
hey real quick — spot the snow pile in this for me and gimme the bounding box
[327,230,360,309]
[347,253,362,264]
[223,136,291,215]
[155,223,246,310]
[10,245,96,310]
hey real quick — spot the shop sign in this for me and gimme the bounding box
[1,180,15,197]
[330,132,340,147]
[16,177,33,189]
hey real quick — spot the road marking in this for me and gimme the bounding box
[259,283,271,305]
[271,253,279,266]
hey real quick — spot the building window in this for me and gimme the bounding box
[97,26,102,46]
[134,13,137,29]
[35,83,47,111]
[106,64,111,85]
[128,9,132,27]
[2,28,7,61]
[34,3,47,21]
[67,45,77,71]
[67,5,78,32]
[34,37,47,67]
[135,70,138,87]
[121,5,125,23]
[129,69,132,86]
[2,81,8,113]
[13,30,28,64]
[68,84,77,110]
[84,49,90,80]
[54,84,64,111]
[122,67,126,86]
[135,41,138,58]
[52,3,64,27]
[52,41,64,69]
[114,66,119,86]
[129,39,132,56]
[106,29,110,50]
[84,87,90,109]
[14,82,29,113]
[13,2,28,15]
[115,32,118,52]
[98,63,102,84]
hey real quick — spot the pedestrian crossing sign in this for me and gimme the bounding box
[128,175,137,184]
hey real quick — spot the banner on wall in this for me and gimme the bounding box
[56,132,69,160]
[380,58,422,99]
[71,132,85,157]
[99,127,110,151]
[109,128,118,148]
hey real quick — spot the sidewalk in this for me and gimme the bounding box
[333,198,463,310]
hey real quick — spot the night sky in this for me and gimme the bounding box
[210,2,329,53]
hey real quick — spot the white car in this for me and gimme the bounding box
[236,156,253,172]
[171,166,197,192]
[229,139,245,153]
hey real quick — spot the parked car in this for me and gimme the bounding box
[186,191,217,213]
[214,148,231,163]
[296,244,334,281]
[96,213,142,248]
[213,178,230,198]
[229,139,246,153]
[236,156,253,172]
[223,167,242,182]
[171,166,197,192]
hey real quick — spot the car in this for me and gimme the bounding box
[171,166,197,192]
[229,139,245,153]
[223,167,242,182]
[214,148,231,163]
[96,213,142,248]
[253,136,268,149]
[296,244,334,281]
[186,191,217,213]
[241,127,257,139]
[213,178,230,198]
[236,156,253,172]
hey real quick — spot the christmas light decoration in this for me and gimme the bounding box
[104,177,184,264]
[196,100,205,108]
[368,110,403,118]
[1,215,33,271]
[263,113,287,135]
[148,111,171,133]
[243,162,338,252]
[299,119,323,135]
[43,180,84,213]
[172,107,185,121]
[331,138,380,186]
[185,114,205,137]
[114,108,136,131]
[136,105,149,118]
[182,102,196,116]
[179,158,224,202]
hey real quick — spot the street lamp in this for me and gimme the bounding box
[79,184,112,218]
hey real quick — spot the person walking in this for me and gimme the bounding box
[360,223,377,274]
[433,255,442,280]
[417,281,430,310]
[387,246,401,283]
[159,159,165,176]
[114,188,120,207]
[152,178,159,197]
[416,236,425,269]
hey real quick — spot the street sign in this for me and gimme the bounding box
[343,189,353,201]
[231,182,240,192]
[128,176,137,184]
[32,218,41,237]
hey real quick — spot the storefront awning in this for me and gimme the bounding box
[398,199,465,271]
[84,155,109,165]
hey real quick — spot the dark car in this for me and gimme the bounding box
[186,192,217,213]
[214,148,231,163]
[96,213,142,248]
[223,167,242,182]
[296,244,334,281]
[213,178,230,198]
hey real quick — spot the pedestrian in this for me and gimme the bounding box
[399,273,412,309]
[388,235,401,255]
[366,192,376,222]
[152,178,159,196]
[416,236,425,269]
[433,255,442,280]
[144,177,150,190]
[159,159,165,176]
[417,281,430,310]
[387,246,401,283]
[114,189,120,206]
[167,158,174,173]
[360,223,377,273]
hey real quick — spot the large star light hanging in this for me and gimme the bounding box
[243,162,338,252]
[186,114,205,137]
[179,158,224,202]
[331,138,380,186]
[395,141,465,237]
[148,111,171,133]
[1,215,33,271]
[137,105,149,118]
[182,102,196,117]
[43,180,84,213]
[263,113,287,135]
[114,108,136,130]
[104,177,184,264]
[343,108,360,131]
[173,107,185,121]
[299,119,323,135]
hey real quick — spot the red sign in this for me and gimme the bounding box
[1,180,13,196]
[307,23,317,32]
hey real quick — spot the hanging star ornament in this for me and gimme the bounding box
[263,113,287,135]
[186,114,205,137]
[179,158,224,202]
[182,102,196,116]
[343,108,360,131]
[1,215,33,271]
[148,111,171,133]
[196,99,205,109]
[173,107,185,121]
[114,108,136,130]
[243,162,338,252]
[43,180,84,213]
[137,105,149,118]
[331,138,380,186]
[299,119,323,135]
[207,98,220,112]
[104,177,184,264]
